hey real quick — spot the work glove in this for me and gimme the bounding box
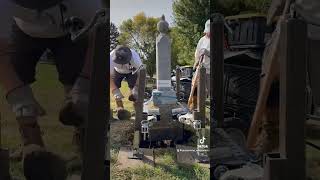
[6,85,46,119]
[128,87,138,102]
[59,77,90,127]
[112,88,124,100]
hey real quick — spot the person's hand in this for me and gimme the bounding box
[128,87,138,102]
[6,85,46,119]
[112,88,124,100]
[59,77,89,127]
[200,48,210,57]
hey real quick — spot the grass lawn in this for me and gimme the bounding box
[1,64,319,180]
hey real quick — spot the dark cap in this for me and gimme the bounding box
[12,0,64,11]
[112,45,132,64]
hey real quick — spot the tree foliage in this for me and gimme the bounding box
[118,12,159,77]
[110,22,119,51]
[171,0,271,66]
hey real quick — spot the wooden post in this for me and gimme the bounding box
[264,16,307,180]
[278,16,307,180]
[198,65,206,128]
[176,66,181,100]
[210,13,224,177]
[211,14,224,128]
[0,113,10,180]
[81,14,109,180]
[134,67,146,131]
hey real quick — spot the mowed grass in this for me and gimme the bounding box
[1,64,319,179]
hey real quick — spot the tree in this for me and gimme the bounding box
[172,0,210,66]
[110,22,119,51]
[171,0,271,66]
[118,12,159,78]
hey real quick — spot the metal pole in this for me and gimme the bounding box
[176,66,181,100]
[81,12,110,180]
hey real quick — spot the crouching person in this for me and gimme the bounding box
[110,45,143,120]
[0,0,101,179]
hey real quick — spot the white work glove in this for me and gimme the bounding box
[112,88,124,100]
[59,76,90,127]
[6,85,46,119]
[200,48,210,57]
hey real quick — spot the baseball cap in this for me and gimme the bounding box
[204,19,210,33]
[12,0,64,11]
[112,45,132,65]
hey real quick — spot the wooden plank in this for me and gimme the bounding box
[81,17,109,180]
[134,68,146,131]
[133,131,140,149]
[188,64,200,109]
[263,153,286,180]
[277,17,307,180]
[246,17,282,149]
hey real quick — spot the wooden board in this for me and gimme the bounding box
[187,66,201,109]
[246,17,283,149]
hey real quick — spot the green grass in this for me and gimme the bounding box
[1,64,74,179]
[111,150,209,180]
[0,64,210,179]
[1,64,319,179]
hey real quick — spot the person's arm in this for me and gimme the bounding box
[131,49,143,70]
[194,40,202,70]
[109,53,117,91]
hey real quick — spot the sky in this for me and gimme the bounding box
[110,0,174,27]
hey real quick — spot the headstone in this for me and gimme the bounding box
[152,15,177,106]
[156,15,171,91]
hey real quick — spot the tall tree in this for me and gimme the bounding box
[110,22,119,51]
[118,12,159,77]
[172,0,271,66]
[172,0,210,66]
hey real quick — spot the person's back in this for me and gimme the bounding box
[0,0,101,38]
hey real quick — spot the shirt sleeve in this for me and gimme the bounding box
[194,37,203,64]
[110,50,115,74]
[130,49,142,68]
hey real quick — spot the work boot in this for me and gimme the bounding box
[116,100,131,120]
[18,118,67,180]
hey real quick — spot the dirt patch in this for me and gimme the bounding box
[110,119,135,150]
